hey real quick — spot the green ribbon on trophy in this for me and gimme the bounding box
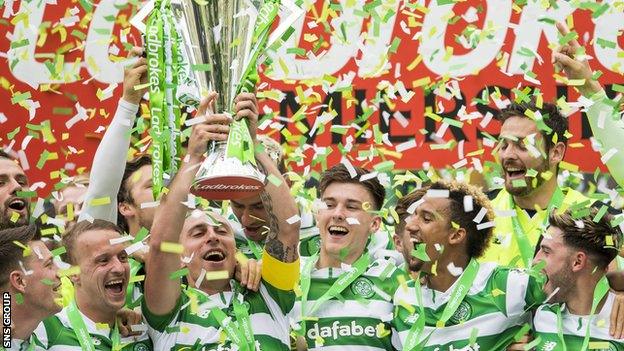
[226,0,280,166]
[146,0,183,199]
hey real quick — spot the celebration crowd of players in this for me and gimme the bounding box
[2,22,624,351]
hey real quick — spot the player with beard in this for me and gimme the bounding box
[143,92,300,350]
[34,220,152,350]
[480,22,621,269]
[0,151,30,229]
[479,98,595,268]
[391,181,624,350]
[0,225,61,350]
[533,209,624,350]
[290,163,406,351]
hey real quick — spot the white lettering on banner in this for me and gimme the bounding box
[6,1,624,86]
[593,9,624,72]
[507,0,575,74]
[306,320,378,341]
[7,0,129,88]
[419,0,511,78]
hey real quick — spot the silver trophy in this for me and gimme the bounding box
[171,0,273,200]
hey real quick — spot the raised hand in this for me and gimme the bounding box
[122,47,148,105]
[233,92,259,143]
[551,22,602,97]
[187,92,232,160]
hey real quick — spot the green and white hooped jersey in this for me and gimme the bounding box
[142,281,295,350]
[290,256,405,350]
[534,292,624,351]
[392,263,546,351]
[33,307,152,351]
[2,334,46,351]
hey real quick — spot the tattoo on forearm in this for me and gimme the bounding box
[258,160,298,263]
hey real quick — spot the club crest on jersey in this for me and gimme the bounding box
[351,277,375,298]
[449,301,472,324]
[133,343,149,351]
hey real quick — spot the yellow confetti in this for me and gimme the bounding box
[205,271,229,281]
[492,288,505,297]
[160,242,184,254]
[89,197,111,206]
[59,266,81,277]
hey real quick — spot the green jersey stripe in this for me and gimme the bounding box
[534,292,624,351]
[34,306,152,351]
[392,263,545,350]
[292,256,404,350]
[143,282,293,350]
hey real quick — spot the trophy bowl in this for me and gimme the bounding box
[191,141,264,200]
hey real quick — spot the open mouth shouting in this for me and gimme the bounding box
[103,277,126,301]
[6,197,28,215]
[202,248,226,264]
[328,225,349,238]
[504,166,527,181]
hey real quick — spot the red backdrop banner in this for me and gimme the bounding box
[1,1,623,194]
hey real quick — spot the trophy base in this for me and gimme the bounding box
[191,175,264,200]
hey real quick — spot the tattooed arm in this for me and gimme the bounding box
[233,93,300,264]
[255,152,300,263]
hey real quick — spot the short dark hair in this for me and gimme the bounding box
[549,209,622,269]
[0,224,40,287]
[395,188,427,235]
[117,155,151,232]
[62,220,122,264]
[396,181,494,258]
[498,100,569,152]
[319,164,385,210]
[0,149,13,160]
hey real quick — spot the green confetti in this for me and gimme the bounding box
[133,227,149,243]
[11,91,31,104]
[267,174,283,186]
[191,63,211,71]
[596,38,616,49]
[169,268,189,280]
[51,246,67,257]
[16,191,36,198]
[612,84,624,94]
[15,293,24,305]
[7,126,20,139]
[593,205,609,223]
[41,278,56,286]
[411,243,430,262]
[52,107,73,115]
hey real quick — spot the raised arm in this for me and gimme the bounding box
[144,93,223,315]
[552,22,624,187]
[79,47,147,223]
[234,93,300,289]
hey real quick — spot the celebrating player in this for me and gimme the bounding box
[291,163,406,350]
[0,225,61,350]
[142,92,300,350]
[533,209,624,349]
[392,181,624,350]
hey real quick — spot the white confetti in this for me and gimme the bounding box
[426,189,449,198]
[463,196,473,212]
[473,207,487,223]
[447,262,464,277]
[286,215,301,225]
[109,236,134,245]
[346,217,360,225]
